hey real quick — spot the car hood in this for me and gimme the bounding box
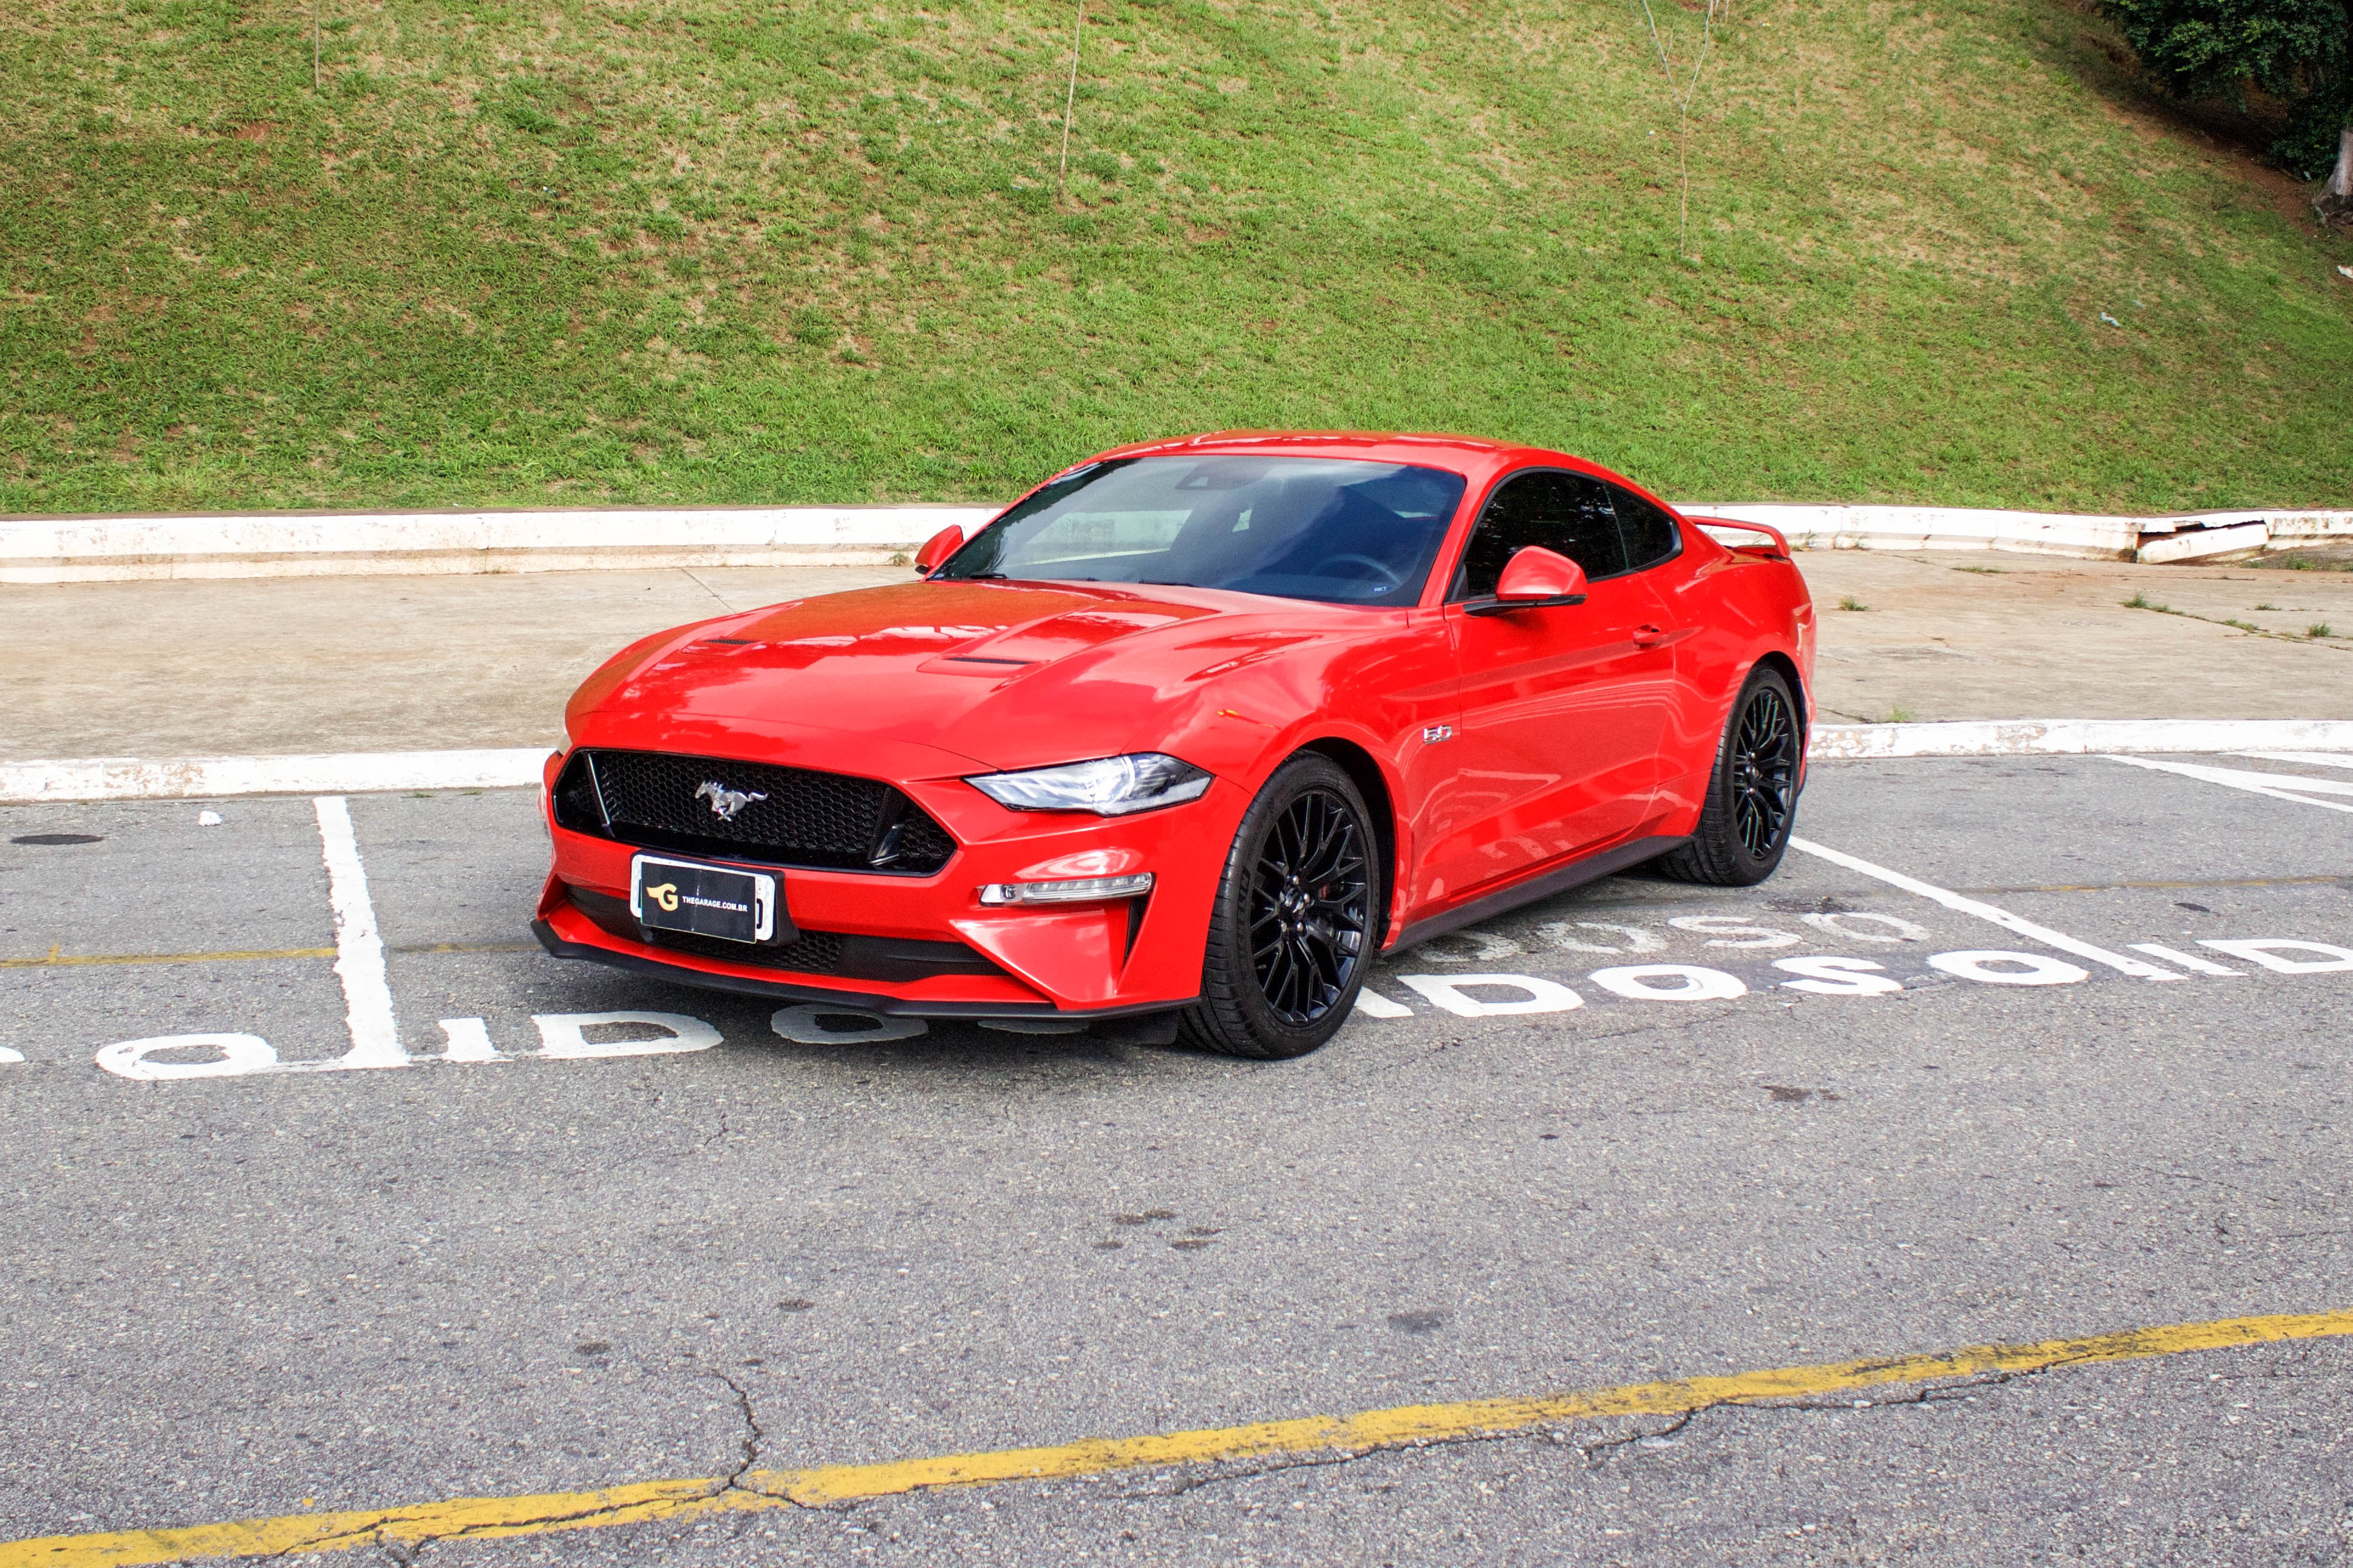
[570,579,1362,774]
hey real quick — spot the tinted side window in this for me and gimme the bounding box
[1609,483,1683,572]
[1452,470,1626,599]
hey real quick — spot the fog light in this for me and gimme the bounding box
[976,872,1154,906]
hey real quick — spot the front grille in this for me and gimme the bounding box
[553,748,957,874]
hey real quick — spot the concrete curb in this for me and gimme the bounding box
[0,505,997,585]
[5,502,2347,583]
[1694,504,2352,563]
[1806,719,2353,759]
[0,750,553,803]
[5,722,2349,803]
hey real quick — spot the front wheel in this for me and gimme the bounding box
[1179,755,1378,1059]
[1654,665,1802,886]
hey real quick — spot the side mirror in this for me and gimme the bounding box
[913,524,965,575]
[1466,546,1587,616]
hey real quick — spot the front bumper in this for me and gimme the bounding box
[536,742,1236,1016]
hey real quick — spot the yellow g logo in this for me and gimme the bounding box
[645,882,679,912]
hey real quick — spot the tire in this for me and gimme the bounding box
[1653,665,1802,887]
[1179,754,1379,1059]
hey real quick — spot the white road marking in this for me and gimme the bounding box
[435,1017,504,1061]
[1588,964,1748,1001]
[1927,950,2091,986]
[771,1005,930,1044]
[1350,989,1414,1019]
[1785,837,2182,980]
[1772,956,1903,995]
[2199,940,2353,974]
[1412,929,1527,962]
[2229,752,2353,772]
[2129,943,2242,976]
[2104,755,2353,813]
[313,796,406,1069]
[1537,920,1666,954]
[532,1011,723,1057]
[1799,911,1930,943]
[97,1033,281,1081]
[1399,974,1584,1016]
[0,1047,21,1064]
[1666,916,1800,949]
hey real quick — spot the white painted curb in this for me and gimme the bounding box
[5,501,2346,583]
[0,750,553,803]
[0,505,998,585]
[1808,719,2353,759]
[5,722,2349,803]
[1693,504,2352,563]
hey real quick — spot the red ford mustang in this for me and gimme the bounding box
[535,432,1815,1057]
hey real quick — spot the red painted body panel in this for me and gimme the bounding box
[539,432,1814,1016]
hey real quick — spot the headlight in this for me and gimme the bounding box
[965,753,1213,816]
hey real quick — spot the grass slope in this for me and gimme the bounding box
[1,0,2348,515]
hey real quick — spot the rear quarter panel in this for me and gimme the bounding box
[1650,534,1816,833]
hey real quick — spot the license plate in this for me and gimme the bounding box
[630,854,786,945]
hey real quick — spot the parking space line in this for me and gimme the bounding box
[2129,943,2244,976]
[312,796,403,1068]
[2106,755,2353,814]
[1785,838,2181,980]
[1966,874,2348,895]
[6,1306,2346,1567]
[2231,751,2353,772]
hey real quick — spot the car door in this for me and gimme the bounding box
[1597,480,1717,821]
[1422,469,1677,902]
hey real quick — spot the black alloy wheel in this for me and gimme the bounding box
[1182,754,1378,1058]
[1729,680,1799,858]
[1655,665,1803,886]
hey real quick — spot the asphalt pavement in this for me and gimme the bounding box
[3,752,2351,1564]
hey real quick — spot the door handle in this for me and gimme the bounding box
[1632,623,1672,648]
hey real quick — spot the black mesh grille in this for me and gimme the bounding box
[652,928,849,976]
[553,748,956,874]
[563,884,1003,984]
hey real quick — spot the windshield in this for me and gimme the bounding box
[935,455,1468,606]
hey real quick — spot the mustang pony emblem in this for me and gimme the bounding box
[696,781,768,821]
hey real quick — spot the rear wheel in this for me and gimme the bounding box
[1654,665,1802,887]
[1179,755,1377,1059]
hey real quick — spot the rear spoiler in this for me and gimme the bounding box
[1686,515,1792,561]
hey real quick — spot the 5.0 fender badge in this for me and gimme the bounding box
[696,781,768,821]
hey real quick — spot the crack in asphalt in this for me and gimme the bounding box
[709,1368,764,1490]
[281,1357,2120,1557]
[290,1369,802,1565]
[1104,1365,2058,1505]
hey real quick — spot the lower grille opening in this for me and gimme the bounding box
[652,926,850,975]
[565,885,1003,983]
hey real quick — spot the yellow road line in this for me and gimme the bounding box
[0,941,534,969]
[5,1306,2347,1567]
[0,945,336,969]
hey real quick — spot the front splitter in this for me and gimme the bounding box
[530,919,1194,1022]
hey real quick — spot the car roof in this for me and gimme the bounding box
[1080,430,1651,500]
